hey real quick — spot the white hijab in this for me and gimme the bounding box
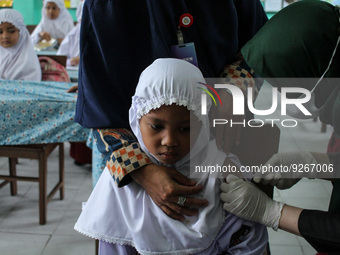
[130,58,211,168]
[31,0,74,44]
[0,9,41,81]
[56,1,83,66]
[75,59,232,255]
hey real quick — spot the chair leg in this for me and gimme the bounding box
[95,239,99,255]
[59,143,65,200]
[8,158,17,196]
[39,151,48,225]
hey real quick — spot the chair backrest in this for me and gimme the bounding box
[39,55,67,68]
[231,122,280,197]
[26,25,36,34]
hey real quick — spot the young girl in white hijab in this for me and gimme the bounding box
[57,1,84,67]
[31,0,74,46]
[74,58,268,255]
[0,9,41,81]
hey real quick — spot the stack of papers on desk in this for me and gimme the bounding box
[34,38,57,51]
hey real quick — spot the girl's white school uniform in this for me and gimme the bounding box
[0,9,41,81]
[74,59,268,255]
[31,0,74,45]
[57,1,83,67]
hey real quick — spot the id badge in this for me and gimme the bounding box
[171,42,198,67]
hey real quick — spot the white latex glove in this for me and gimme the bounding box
[220,175,284,230]
[253,151,318,189]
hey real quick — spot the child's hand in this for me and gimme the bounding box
[57,38,63,45]
[70,57,80,66]
[67,85,78,93]
[39,31,51,41]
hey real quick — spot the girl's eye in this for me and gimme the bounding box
[179,127,190,132]
[151,124,162,130]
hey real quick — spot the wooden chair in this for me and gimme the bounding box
[38,55,70,83]
[0,47,84,224]
[0,55,68,225]
[26,25,36,34]
[39,55,67,68]
[0,143,64,225]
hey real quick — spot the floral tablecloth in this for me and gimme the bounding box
[0,80,90,145]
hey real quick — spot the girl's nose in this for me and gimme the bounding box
[161,130,178,147]
[2,32,9,38]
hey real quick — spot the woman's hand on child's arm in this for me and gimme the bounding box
[39,31,51,41]
[131,164,208,221]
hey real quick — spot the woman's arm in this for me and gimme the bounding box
[93,129,208,220]
[220,175,340,252]
[278,204,303,235]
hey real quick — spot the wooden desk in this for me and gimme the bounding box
[0,80,90,224]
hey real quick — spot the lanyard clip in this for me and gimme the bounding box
[177,27,184,45]
[177,13,193,45]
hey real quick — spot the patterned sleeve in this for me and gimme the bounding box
[92,128,151,187]
[220,63,260,102]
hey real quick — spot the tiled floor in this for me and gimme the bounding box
[0,82,335,254]
[0,143,95,255]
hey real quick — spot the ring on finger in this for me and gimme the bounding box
[177,196,186,206]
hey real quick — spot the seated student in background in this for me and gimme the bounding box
[75,58,268,255]
[57,1,84,67]
[0,9,41,81]
[31,0,74,47]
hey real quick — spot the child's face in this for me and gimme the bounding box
[0,22,19,48]
[45,2,60,20]
[140,104,199,165]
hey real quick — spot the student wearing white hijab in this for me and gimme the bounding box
[74,58,268,255]
[31,0,74,46]
[57,1,84,67]
[0,9,41,81]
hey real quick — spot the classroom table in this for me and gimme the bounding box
[0,79,90,224]
[35,49,58,56]
[0,80,89,145]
